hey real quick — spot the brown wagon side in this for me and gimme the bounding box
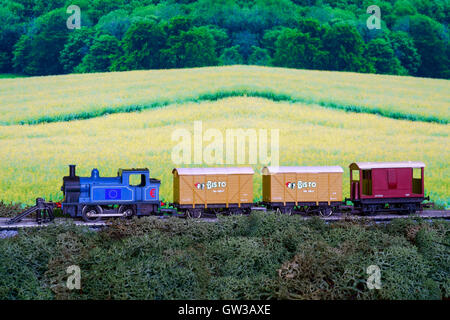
[348,161,428,214]
[262,166,343,215]
[172,167,254,217]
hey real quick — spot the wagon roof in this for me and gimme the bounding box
[173,167,255,176]
[350,162,426,169]
[262,166,344,174]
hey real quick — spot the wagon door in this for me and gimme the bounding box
[297,173,316,203]
[179,175,195,205]
[328,173,342,202]
[206,174,227,205]
[284,173,297,204]
[192,175,206,207]
[228,175,239,206]
[238,174,253,204]
[396,168,411,196]
[387,169,398,190]
[270,174,285,203]
[316,173,329,203]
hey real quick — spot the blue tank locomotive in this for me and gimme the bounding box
[61,165,161,221]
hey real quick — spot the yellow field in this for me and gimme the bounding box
[0,97,448,207]
[0,66,449,125]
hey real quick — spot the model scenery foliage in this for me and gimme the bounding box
[0,0,449,79]
[0,211,449,300]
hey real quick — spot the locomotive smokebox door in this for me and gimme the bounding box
[61,164,81,216]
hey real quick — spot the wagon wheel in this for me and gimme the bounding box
[81,205,103,222]
[407,204,418,215]
[362,205,371,215]
[281,207,293,216]
[119,205,135,219]
[319,207,333,217]
[367,205,379,215]
[215,208,229,216]
[230,208,243,216]
[303,206,311,215]
[187,209,202,219]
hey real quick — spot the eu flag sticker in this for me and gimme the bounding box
[105,188,121,200]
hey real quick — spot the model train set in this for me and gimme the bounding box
[6,161,432,225]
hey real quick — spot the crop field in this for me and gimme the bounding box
[0,94,448,208]
[0,66,449,125]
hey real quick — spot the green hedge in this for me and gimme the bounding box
[0,213,448,300]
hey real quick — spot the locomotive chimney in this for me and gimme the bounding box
[69,165,76,177]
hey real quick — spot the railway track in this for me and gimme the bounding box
[0,210,448,230]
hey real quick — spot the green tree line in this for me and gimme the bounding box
[0,0,449,78]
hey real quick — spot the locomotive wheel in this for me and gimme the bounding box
[119,205,135,219]
[81,205,103,222]
[319,207,333,217]
[187,209,202,219]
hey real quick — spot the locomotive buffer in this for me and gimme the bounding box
[7,198,57,225]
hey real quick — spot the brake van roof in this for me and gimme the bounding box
[350,162,426,170]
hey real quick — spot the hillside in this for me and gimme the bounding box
[1,66,448,125]
[2,1,449,79]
